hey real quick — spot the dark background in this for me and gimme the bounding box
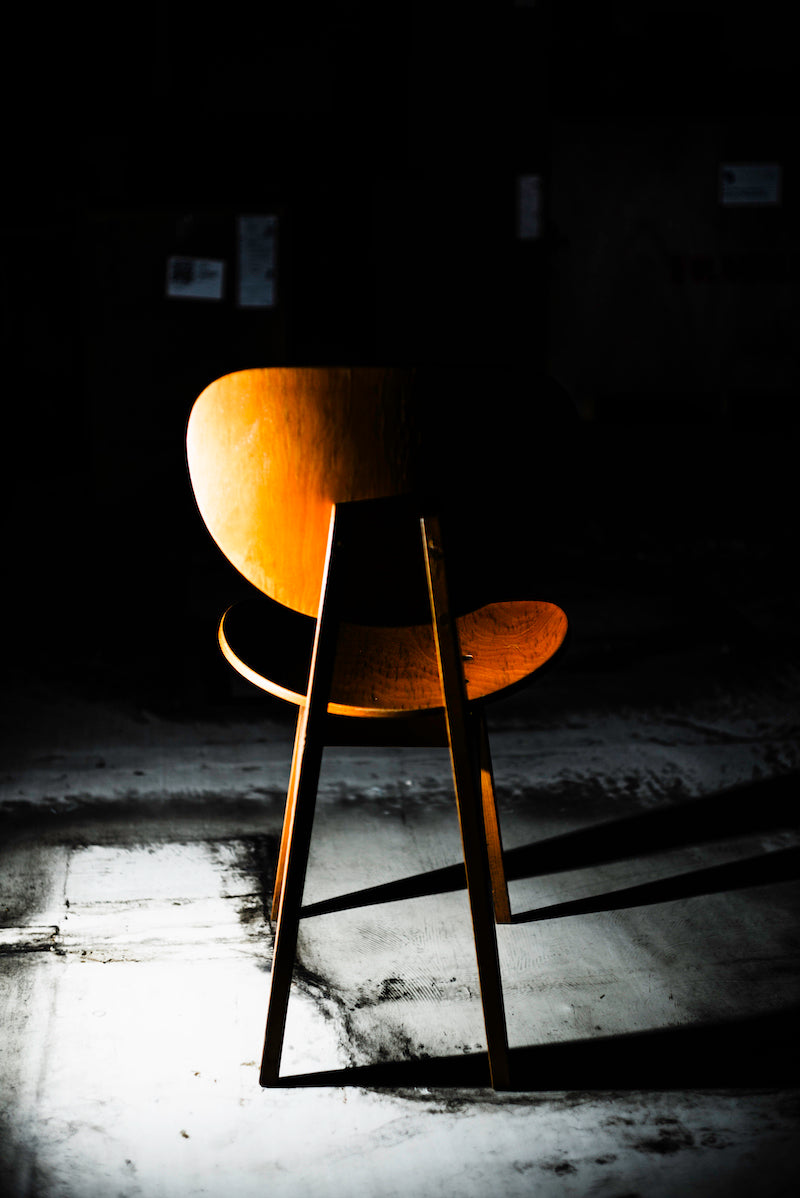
[2,1,796,716]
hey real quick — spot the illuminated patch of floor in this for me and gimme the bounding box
[1,840,354,1198]
[2,824,799,1198]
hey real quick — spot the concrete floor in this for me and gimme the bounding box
[2,579,799,1197]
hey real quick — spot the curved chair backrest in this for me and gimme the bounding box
[187,367,425,617]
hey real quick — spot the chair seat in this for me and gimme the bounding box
[219,594,568,717]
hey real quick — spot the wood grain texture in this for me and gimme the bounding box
[219,597,568,717]
[187,368,420,617]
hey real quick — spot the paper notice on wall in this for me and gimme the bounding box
[166,256,225,300]
[720,163,781,206]
[237,215,278,307]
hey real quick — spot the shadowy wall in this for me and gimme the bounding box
[2,2,795,713]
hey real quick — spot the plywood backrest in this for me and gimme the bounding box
[186,367,423,616]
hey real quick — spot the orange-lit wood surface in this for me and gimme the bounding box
[187,368,421,618]
[219,595,568,717]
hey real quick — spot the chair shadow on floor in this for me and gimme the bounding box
[275,1006,800,1091]
[276,771,800,1090]
[299,771,800,921]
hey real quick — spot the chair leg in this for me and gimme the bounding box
[421,513,511,1090]
[260,701,325,1085]
[271,712,304,922]
[476,709,512,925]
[260,506,343,1086]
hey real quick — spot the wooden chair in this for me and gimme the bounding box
[186,367,568,1089]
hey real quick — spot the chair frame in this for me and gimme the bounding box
[260,500,512,1090]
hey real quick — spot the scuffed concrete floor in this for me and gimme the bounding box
[2,570,799,1196]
